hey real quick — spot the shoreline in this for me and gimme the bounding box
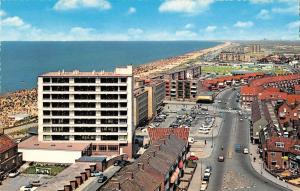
[133,41,231,78]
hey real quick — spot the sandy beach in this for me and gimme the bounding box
[0,42,230,128]
[134,41,231,78]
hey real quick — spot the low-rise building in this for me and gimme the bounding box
[0,133,22,179]
[262,137,300,171]
[101,132,188,191]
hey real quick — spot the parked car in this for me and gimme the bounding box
[97,174,107,183]
[200,181,208,191]
[19,184,38,191]
[218,155,225,162]
[204,166,212,176]
[9,171,20,178]
[203,175,210,181]
[31,180,42,187]
[91,171,102,177]
[235,144,242,153]
[114,160,128,167]
[243,148,249,154]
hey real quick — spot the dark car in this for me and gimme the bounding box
[97,174,107,183]
[203,175,210,181]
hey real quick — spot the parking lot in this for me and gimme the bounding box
[1,173,52,191]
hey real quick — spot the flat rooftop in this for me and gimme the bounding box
[18,136,90,151]
[40,71,130,77]
[36,162,95,191]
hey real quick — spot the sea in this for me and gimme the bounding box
[0,41,221,93]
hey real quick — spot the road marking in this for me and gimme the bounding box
[228,151,232,159]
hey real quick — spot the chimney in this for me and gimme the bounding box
[151,151,156,157]
[112,181,121,190]
[138,162,144,170]
[80,172,87,181]
[155,144,161,151]
[126,171,134,180]
[85,169,91,177]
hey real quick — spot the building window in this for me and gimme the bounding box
[74,127,96,132]
[52,127,69,132]
[275,142,284,148]
[43,135,51,141]
[74,78,96,83]
[107,145,118,151]
[120,86,127,91]
[43,94,50,99]
[101,135,118,141]
[101,78,118,83]
[74,135,96,141]
[120,103,127,107]
[270,152,276,157]
[271,161,277,166]
[52,78,69,83]
[92,145,97,151]
[295,145,300,151]
[4,152,8,159]
[74,119,96,124]
[43,102,50,107]
[43,111,50,116]
[43,86,50,91]
[52,135,69,141]
[120,78,127,83]
[74,94,95,100]
[99,145,107,151]
[43,127,51,132]
[74,86,95,91]
[120,94,127,99]
[43,78,50,83]
[101,127,118,132]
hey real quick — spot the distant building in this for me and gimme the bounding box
[0,133,22,180]
[250,44,261,53]
[219,52,250,62]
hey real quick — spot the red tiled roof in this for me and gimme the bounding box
[295,85,300,91]
[286,94,300,105]
[250,74,300,87]
[240,86,263,96]
[147,128,189,143]
[0,134,16,153]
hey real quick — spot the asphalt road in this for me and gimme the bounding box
[201,88,290,191]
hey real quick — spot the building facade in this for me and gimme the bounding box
[133,87,148,128]
[37,66,134,158]
[0,133,22,180]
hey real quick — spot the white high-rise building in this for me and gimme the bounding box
[37,65,134,158]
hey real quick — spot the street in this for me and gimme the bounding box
[202,88,290,191]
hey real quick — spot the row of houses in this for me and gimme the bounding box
[101,128,190,191]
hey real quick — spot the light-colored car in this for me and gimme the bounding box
[9,171,20,178]
[19,185,38,191]
[243,148,249,154]
[200,181,208,191]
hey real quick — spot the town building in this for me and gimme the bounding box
[101,131,188,191]
[19,66,135,163]
[262,137,300,171]
[250,100,268,144]
[250,44,261,53]
[0,132,22,180]
[218,51,250,62]
[295,85,300,94]
[144,80,166,119]
[133,87,148,128]
[164,66,201,101]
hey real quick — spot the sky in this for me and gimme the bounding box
[0,0,299,41]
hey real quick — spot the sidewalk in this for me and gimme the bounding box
[249,143,299,191]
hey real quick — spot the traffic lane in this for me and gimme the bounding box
[234,117,290,191]
[205,112,235,191]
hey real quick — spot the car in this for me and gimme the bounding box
[19,184,38,191]
[240,118,243,121]
[9,170,20,178]
[235,144,242,152]
[243,148,249,154]
[31,180,42,187]
[91,171,102,177]
[203,175,210,181]
[187,155,199,161]
[217,100,222,103]
[204,166,212,174]
[97,174,107,183]
[200,181,208,191]
[218,155,225,162]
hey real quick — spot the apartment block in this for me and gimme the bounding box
[133,87,148,128]
[145,80,166,119]
[164,66,201,101]
[36,65,134,158]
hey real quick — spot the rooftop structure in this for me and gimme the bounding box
[101,134,187,191]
